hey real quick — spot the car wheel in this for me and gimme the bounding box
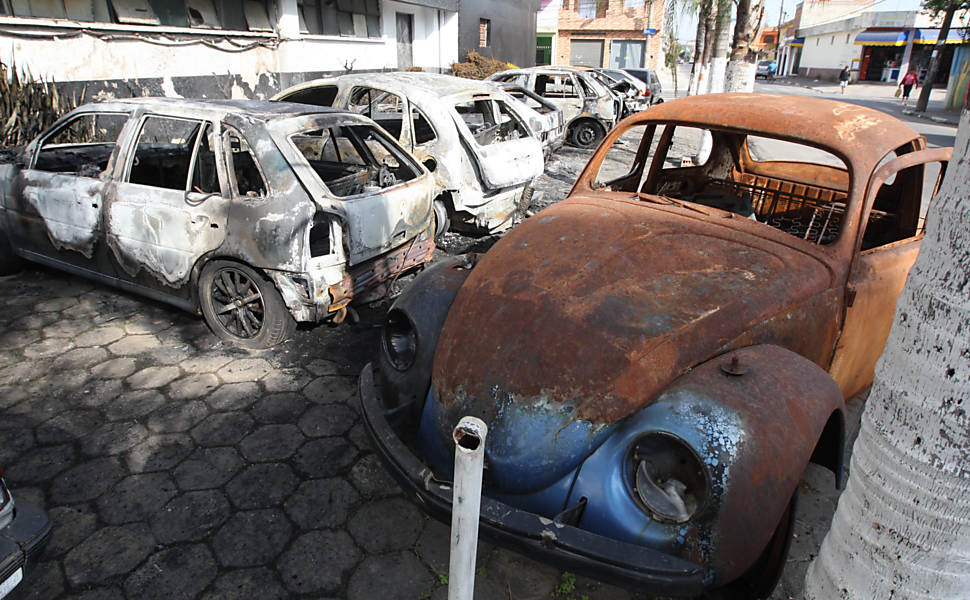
[569,120,604,149]
[0,230,23,276]
[432,199,450,243]
[198,260,295,349]
[707,488,798,600]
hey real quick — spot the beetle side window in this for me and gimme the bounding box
[34,113,129,176]
[128,116,203,191]
[224,130,267,198]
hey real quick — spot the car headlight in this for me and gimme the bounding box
[631,433,709,524]
[382,309,417,371]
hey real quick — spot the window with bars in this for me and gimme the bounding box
[298,0,380,37]
[479,18,490,47]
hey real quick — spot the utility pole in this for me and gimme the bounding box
[776,0,784,60]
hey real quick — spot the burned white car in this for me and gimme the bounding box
[273,73,545,240]
[490,82,566,158]
[0,99,435,348]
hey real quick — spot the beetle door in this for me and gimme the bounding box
[829,147,951,398]
[10,111,129,271]
[451,97,543,190]
[106,115,229,290]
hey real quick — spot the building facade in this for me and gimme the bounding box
[556,0,664,71]
[457,0,540,67]
[0,0,459,99]
[536,0,561,65]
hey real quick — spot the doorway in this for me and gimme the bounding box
[397,13,414,69]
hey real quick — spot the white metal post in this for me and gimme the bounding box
[448,416,488,600]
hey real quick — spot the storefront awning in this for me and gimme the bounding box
[854,28,908,46]
[790,38,804,47]
[914,28,969,44]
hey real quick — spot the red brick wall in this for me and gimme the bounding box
[555,0,665,70]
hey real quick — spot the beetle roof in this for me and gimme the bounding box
[85,97,347,121]
[634,93,921,169]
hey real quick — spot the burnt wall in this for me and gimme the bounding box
[458,0,540,67]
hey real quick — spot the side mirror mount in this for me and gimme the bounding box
[422,157,437,173]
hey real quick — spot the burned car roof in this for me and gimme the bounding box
[633,93,921,169]
[279,72,511,104]
[93,97,346,121]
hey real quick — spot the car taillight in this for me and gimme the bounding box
[644,89,651,96]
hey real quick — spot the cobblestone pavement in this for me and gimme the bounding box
[1,138,863,600]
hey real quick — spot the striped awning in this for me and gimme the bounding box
[790,37,805,47]
[914,28,969,44]
[854,28,908,46]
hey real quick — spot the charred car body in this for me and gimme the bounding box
[359,94,951,597]
[1,468,51,599]
[489,82,566,158]
[0,99,435,348]
[273,73,545,239]
[488,67,619,149]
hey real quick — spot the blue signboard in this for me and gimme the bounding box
[643,28,657,36]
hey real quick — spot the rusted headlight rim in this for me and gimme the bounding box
[628,431,712,524]
[382,309,418,371]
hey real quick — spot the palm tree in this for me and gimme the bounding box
[687,0,714,95]
[914,0,968,112]
[724,0,766,92]
[804,110,970,598]
[707,0,732,93]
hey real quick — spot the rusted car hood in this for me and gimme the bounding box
[429,195,834,491]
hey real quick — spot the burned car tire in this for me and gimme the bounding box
[569,120,605,149]
[432,199,450,243]
[198,260,295,349]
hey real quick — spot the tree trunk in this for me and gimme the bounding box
[804,108,970,599]
[687,0,710,95]
[707,0,732,94]
[724,0,765,92]
[915,6,956,113]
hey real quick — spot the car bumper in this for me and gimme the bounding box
[357,363,708,596]
[0,500,52,599]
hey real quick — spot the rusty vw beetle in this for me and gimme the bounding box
[358,94,952,597]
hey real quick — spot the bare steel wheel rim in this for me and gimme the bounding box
[210,267,264,339]
[576,124,597,146]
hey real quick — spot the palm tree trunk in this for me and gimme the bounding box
[804,109,970,598]
[688,0,711,95]
[915,5,956,113]
[724,0,765,92]
[707,0,732,93]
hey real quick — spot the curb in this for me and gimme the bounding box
[901,108,959,126]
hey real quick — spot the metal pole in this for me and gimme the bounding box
[448,416,488,600]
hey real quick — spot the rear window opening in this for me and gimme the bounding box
[279,86,338,108]
[454,99,529,146]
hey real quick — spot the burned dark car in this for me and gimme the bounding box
[359,94,951,597]
[1,467,51,599]
[0,99,434,348]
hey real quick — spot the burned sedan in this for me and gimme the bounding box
[0,99,435,348]
[358,94,951,597]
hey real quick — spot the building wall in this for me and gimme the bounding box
[799,29,865,80]
[556,0,665,70]
[0,0,458,100]
[457,0,540,67]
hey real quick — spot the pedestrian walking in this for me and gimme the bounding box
[899,69,919,106]
[839,66,850,95]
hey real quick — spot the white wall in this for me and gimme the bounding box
[383,1,458,70]
[800,29,865,71]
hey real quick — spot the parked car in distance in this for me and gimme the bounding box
[756,60,777,79]
[622,68,663,104]
[488,67,619,149]
[489,82,566,158]
[0,99,436,348]
[273,73,545,240]
[358,94,951,598]
[1,467,52,599]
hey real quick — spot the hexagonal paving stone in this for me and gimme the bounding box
[151,490,231,544]
[347,422,372,452]
[190,412,254,446]
[151,343,195,366]
[168,373,220,400]
[0,428,34,465]
[349,453,402,499]
[212,509,292,568]
[35,297,79,313]
[305,358,341,376]
[226,463,297,509]
[261,367,314,393]
[348,498,424,553]
[6,443,76,484]
[178,355,233,374]
[199,567,288,600]
[107,334,161,356]
[205,382,259,411]
[124,544,217,600]
[81,421,150,457]
[0,328,42,351]
[51,457,125,504]
[45,506,98,558]
[0,385,27,410]
[63,523,155,586]
[90,357,138,379]
[23,337,74,359]
[43,318,94,339]
[173,447,244,490]
[75,326,125,347]
[302,375,357,404]
[126,365,181,390]
[75,379,125,409]
[147,400,210,433]
[293,437,358,478]
[252,392,307,423]
[347,552,434,600]
[70,588,125,600]
[239,424,304,462]
[17,312,59,331]
[277,530,361,594]
[218,358,273,383]
[297,404,357,437]
[97,472,178,525]
[53,347,109,371]
[125,433,195,473]
[104,390,167,421]
[16,560,66,599]
[284,478,359,530]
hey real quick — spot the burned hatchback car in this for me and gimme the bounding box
[0,99,434,348]
[359,94,951,597]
